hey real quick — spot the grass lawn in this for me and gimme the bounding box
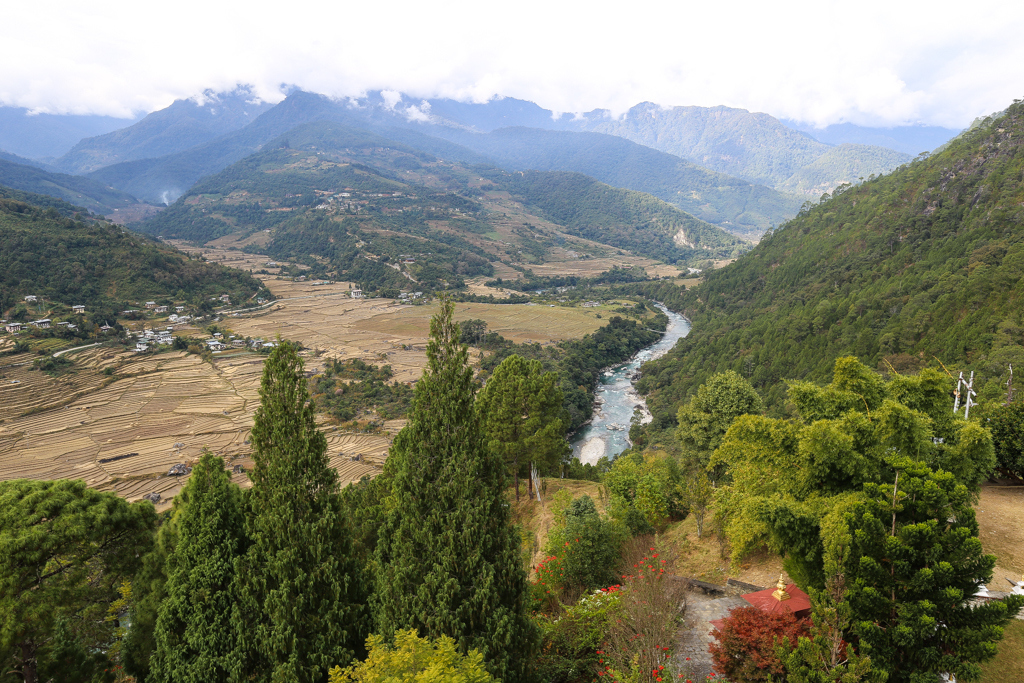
[979,618,1024,681]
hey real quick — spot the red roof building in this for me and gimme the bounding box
[710,576,812,631]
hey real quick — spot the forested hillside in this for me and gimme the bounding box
[0,186,265,315]
[776,143,911,196]
[425,126,802,239]
[498,170,747,261]
[638,101,1024,424]
[0,158,142,215]
[567,102,912,193]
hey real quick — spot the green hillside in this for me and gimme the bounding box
[0,186,266,316]
[429,126,803,239]
[778,143,912,196]
[637,100,1024,426]
[138,122,747,287]
[0,158,143,215]
[498,170,747,261]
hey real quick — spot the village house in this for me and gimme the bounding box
[154,305,168,313]
[145,301,157,309]
[72,305,85,314]
[219,294,230,302]
[5,322,23,333]
[24,295,37,303]
[31,319,51,329]
[351,289,363,299]
[135,342,148,353]
[100,323,113,333]
[175,305,185,313]
[231,339,246,348]
[206,339,226,351]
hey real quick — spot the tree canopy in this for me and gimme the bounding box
[0,479,157,683]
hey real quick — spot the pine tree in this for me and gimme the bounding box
[150,451,246,683]
[477,354,568,501]
[846,458,1023,682]
[373,298,537,682]
[234,342,367,683]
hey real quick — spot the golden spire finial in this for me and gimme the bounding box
[772,574,790,601]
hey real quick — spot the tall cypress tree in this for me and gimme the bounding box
[150,451,245,683]
[234,342,367,683]
[373,298,537,682]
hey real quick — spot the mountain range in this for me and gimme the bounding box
[138,120,748,287]
[2,88,961,244]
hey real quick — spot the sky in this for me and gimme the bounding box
[2,0,1023,128]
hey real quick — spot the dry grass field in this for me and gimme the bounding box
[0,346,395,508]
[226,293,610,383]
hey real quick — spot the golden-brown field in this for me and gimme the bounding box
[0,264,622,508]
[0,344,395,508]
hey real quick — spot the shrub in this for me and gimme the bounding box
[989,400,1024,478]
[603,545,687,683]
[603,453,684,534]
[535,587,622,683]
[709,606,809,683]
[328,630,494,683]
[544,494,625,595]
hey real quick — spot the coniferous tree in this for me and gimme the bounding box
[150,451,246,683]
[123,493,182,680]
[373,298,537,682]
[234,342,367,683]
[846,458,1023,682]
[477,353,568,501]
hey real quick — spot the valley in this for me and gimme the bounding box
[0,262,638,508]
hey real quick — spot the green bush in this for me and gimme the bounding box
[543,493,624,594]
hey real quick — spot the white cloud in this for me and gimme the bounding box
[1,0,1022,127]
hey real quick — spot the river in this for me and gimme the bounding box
[572,305,691,465]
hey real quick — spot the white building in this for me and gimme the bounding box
[351,289,364,299]
[72,305,85,314]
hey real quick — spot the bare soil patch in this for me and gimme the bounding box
[976,483,1024,588]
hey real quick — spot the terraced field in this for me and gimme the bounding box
[1,271,620,508]
[0,347,395,508]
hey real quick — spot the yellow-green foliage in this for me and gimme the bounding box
[328,631,494,683]
[710,356,995,587]
[603,451,682,532]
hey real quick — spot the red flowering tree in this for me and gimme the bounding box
[709,606,809,683]
[601,547,687,683]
